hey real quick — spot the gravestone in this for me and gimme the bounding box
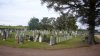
[3,30,7,40]
[15,31,18,40]
[0,30,1,39]
[49,36,56,46]
[67,33,70,40]
[6,30,9,38]
[36,32,41,42]
[19,35,24,44]
[17,31,25,44]
[0,30,3,40]
[16,31,20,44]
[19,33,24,44]
[39,35,42,42]
[34,35,38,42]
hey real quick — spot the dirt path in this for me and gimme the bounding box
[0,44,100,56]
[95,35,100,39]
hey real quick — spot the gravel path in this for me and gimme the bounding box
[0,44,100,56]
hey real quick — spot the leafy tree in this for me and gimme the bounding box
[54,14,77,30]
[67,15,78,31]
[54,16,66,30]
[28,17,40,30]
[41,0,100,45]
[48,17,55,29]
[48,17,55,25]
[40,17,55,30]
[40,17,49,30]
[41,17,48,25]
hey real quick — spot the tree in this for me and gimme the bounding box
[28,17,40,30]
[48,17,55,29]
[54,16,66,30]
[65,15,78,31]
[54,14,77,30]
[40,17,49,30]
[40,17,55,30]
[41,0,100,45]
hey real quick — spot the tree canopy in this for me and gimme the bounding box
[28,16,77,31]
[41,0,100,25]
[54,14,77,30]
[28,17,40,30]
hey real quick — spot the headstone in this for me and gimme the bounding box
[17,31,25,44]
[49,36,56,46]
[15,31,20,43]
[3,30,7,40]
[19,35,24,44]
[39,35,42,42]
[34,35,38,42]
[6,30,9,38]
[15,32,17,39]
[1,31,3,40]
[67,33,70,40]
[0,30,1,39]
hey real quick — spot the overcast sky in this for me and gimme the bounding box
[0,0,99,30]
[0,0,59,26]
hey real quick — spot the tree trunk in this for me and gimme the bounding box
[88,24,96,45]
[87,0,96,45]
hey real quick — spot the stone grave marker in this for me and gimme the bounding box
[34,35,38,42]
[39,35,42,42]
[49,36,56,46]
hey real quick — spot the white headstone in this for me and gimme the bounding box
[49,36,53,45]
[49,36,56,45]
[39,36,42,42]
[34,35,38,42]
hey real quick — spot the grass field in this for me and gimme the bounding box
[0,35,90,49]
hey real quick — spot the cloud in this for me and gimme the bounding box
[0,0,59,26]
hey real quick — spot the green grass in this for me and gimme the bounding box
[48,36,88,49]
[0,38,16,47]
[0,36,89,49]
[18,41,49,49]
[0,25,26,29]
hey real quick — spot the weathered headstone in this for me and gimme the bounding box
[19,34,24,44]
[0,30,3,40]
[49,36,56,46]
[3,30,7,40]
[15,31,19,43]
[34,35,38,42]
[6,30,9,38]
[39,35,42,42]
[16,31,25,44]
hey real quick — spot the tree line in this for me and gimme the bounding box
[28,14,78,31]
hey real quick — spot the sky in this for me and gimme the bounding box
[0,0,59,26]
[0,0,99,30]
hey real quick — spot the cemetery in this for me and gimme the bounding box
[0,0,100,56]
[0,26,94,49]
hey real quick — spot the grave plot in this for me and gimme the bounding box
[0,29,87,47]
[0,29,90,49]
